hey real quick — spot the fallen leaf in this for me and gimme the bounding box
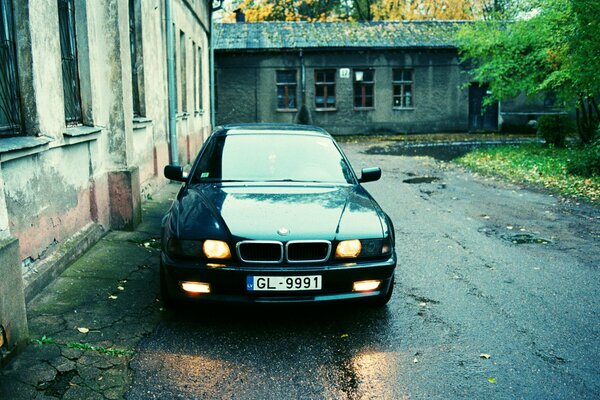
[487,377,497,384]
[117,286,125,291]
[340,334,349,339]
[413,358,418,364]
[108,295,118,300]
[419,302,427,307]
[507,226,514,230]
[480,353,492,359]
[77,327,90,333]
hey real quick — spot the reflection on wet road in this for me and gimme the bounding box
[128,140,600,400]
[129,304,411,399]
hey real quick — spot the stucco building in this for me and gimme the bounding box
[0,0,211,360]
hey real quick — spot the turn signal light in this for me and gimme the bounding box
[353,280,381,292]
[180,281,211,294]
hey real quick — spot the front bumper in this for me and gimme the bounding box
[161,252,397,304]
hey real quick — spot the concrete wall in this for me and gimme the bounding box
[0,0,211,360]
[216,49,470,134]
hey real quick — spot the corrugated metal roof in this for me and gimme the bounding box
[214,21,467,50]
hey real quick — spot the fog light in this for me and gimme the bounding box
[353,280,381,292]
[180,281,211,294]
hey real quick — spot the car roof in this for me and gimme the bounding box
[213,123,333,138]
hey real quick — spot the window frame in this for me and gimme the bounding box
[352,68,375,110]
[392,68,415,110]
[128,0,145,117]
[0,0,22,135]
[275,70,298,112]
[314,69,336,111]
[179,30,187,113]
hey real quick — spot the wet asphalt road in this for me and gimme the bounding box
[127,141,600,400]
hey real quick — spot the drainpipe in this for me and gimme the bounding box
[300,49,306,106]
[166,0,178,165]
[210,1,224,129]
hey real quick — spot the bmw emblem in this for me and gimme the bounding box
[277,228,290,236]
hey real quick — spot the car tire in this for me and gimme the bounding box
[369,276,394,306]
[160,263,178,309]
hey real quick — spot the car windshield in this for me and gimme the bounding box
[191,134,355,184]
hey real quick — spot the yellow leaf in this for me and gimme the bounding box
[108,295,118,300]
[480,353,492,359]
[117,286,125,291]
[77,327,90,333]
[340,333,349,338]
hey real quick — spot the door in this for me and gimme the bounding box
[469,83,498,132]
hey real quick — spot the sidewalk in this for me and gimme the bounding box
[0,182,180,400]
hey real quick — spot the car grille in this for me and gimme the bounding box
[237,241,284,263]
[236,240,331,264]
[286,241,331,263]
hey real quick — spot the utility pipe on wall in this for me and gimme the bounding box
[165,0,178,166]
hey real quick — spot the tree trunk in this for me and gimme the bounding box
[576,95,599,144]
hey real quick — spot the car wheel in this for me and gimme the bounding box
[369,277,394,307]
[160,264,178,309]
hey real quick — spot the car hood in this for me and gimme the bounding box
[170,184,384,241]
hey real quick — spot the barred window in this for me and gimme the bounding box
[58,0,83,124]
[353,69,374,109]
[315,69,336,110]
[393,69,414,109]
[0,0,21,135]
[179,30,186,113]
[276,70,297,110]
[129,0,144,117]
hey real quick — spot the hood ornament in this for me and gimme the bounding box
[277,228,290,236]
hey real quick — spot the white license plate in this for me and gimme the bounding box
[246,275,322,291]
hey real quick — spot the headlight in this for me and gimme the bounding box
[167,239,231,260]
[202,240,231,259]
[335,238,393,259]
[335,240,362,258]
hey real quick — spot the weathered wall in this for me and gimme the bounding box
[216,49,470,134]
[0,0,211,358]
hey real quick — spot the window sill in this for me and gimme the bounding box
[276,109,298,113]
[133,116,153,129]
[63,125,102,145]
[177,112,190,120]
[0,135,53,163]
[393,107,415,111]
[353,107,375,111]
[315,108,337,112]
[194,110,204,116]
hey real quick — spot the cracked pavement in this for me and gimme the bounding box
[1,139,599,399]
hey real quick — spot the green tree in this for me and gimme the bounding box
[458,0,600,143]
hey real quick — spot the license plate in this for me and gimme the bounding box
[246,275,322,291]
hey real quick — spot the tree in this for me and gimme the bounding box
[370,0,486,20]
[225,0,345,22]
[458,0,600,143]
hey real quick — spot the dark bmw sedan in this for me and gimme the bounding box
[161,124,396,306]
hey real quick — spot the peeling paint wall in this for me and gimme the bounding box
[0,0,211,355]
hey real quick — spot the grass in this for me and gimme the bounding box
[33,335,134,358]
[333,132,538,143]
[456,144,600,204]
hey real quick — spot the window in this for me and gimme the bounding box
[353,69,374,109]
[315,70,336,110]
[129,0,144,117]
[0,0,21,135]
[58,0,82,124]
[179,30,186,113]
[393,69,414,109]
[276,70,297,110]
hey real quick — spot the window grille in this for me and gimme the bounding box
[0,0,21,135]
[58,0,82,124]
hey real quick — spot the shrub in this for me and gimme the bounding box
[568,126,600,177]
[537,114,573,148]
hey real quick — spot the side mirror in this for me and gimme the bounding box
[359,167,381,183]
[164,165,185,182]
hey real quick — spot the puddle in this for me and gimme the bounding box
[365,140,537,161]
[403,176,440,184]
[503,233,551,245]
